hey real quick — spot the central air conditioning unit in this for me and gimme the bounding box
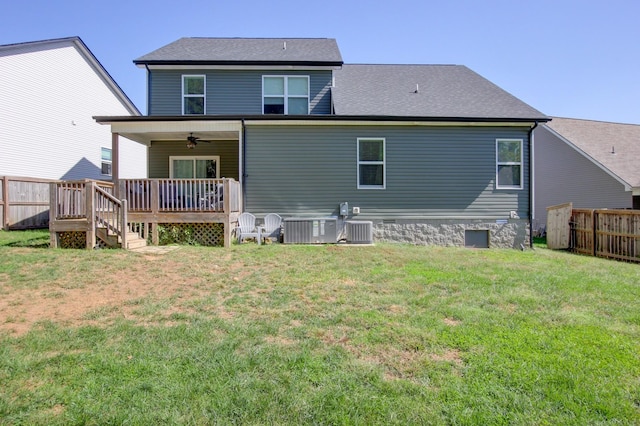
[284,217,337,244]
[346,220,373,244]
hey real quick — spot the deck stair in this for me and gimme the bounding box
[96,224,147,249]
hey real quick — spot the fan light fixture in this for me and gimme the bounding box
[185,132,213,149]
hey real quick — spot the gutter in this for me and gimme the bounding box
[94,114,550,124]
[528,121,539,248]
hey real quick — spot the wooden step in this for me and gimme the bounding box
[125,234,147,250]
[97,227,147,250]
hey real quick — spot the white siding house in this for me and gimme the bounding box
[0,37,146,180]
[533,117,640,231]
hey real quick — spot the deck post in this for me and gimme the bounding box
[151,180,160,245]
[86,181,96,249]
[49,182,59,248]
[112,133,120,197]
[121,199,128,249]
[224,179,232,247]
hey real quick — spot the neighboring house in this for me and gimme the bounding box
[94,37,549,248]
[0,37,146,180]
[533,117,640,231]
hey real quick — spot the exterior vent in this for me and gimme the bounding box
[284,217,337,244]
[346,220,373,244]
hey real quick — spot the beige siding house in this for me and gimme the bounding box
[0,37,146,180]
[533,117,640,231]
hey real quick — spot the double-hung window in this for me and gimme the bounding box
[263,76,309,114]
[101,147,112,176]
[357,138,385,189]
[496,139,523,189]
[182,75,205,115]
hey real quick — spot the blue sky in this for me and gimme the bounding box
[2,0,639,124]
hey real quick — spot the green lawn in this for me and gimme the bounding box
[1,230,639,425]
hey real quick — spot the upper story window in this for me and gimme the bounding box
[263,76,309,114]
[182,75,205,115]
[357,138,385,189]
[101,147,112,176]
[496,139,523,189]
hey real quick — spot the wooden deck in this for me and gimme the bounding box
[49,178,242,249]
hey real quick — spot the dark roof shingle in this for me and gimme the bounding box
[545,117,640,188]
[135,37,343,66]
[332,64,548,120]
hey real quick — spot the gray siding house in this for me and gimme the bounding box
[96,37,549,248]
[533,117,640,231]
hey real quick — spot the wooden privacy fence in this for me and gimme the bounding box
[547,203,640,263]
[1,176,56,230]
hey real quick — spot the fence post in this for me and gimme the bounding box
[592,210,598,257]
[1,176,9,230]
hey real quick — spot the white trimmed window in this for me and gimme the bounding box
[170,156,220,178]
[101,147,112,176]
[496,139,523,189]
[263,76,309,114]
[357,138,385,189]
[182,75,206,115]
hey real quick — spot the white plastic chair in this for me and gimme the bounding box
[261,213,282,243]
[236,212,261,244]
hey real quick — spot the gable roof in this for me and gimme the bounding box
[0,36,140,115]
[134,37,343,67]
[544,117,640,188]
[332,64,548,121]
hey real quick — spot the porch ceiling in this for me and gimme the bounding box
[104,120,242,146]
[121,130,239,145]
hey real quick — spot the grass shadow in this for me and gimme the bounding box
[0,230,50,248]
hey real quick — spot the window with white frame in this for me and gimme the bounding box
[263,76,309,114]
[182,75,205,115]
[496,139,523,189]
[357,138,385,189]
[169,156,220,179]
[101,147,112,176]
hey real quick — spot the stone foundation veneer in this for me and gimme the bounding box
[372,219,530,249]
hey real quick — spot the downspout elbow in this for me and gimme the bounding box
[241,119,246,212]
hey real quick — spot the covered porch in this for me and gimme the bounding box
[52,118,246,248]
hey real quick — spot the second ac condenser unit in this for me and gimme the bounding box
[284,217,338,244]
[346,220,373,244]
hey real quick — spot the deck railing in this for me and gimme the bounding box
[94,186,127,248]
[120,178,241,214]
[52,180,114,220]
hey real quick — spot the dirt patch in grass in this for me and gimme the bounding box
[0,253,223,336]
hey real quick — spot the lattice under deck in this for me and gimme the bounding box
[57,231,86,249]
[157,223,224,246]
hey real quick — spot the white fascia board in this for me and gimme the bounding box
[68,39,141,116]
[244,119,538,127]
[141,64,340,71]
[542,124,631,191]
